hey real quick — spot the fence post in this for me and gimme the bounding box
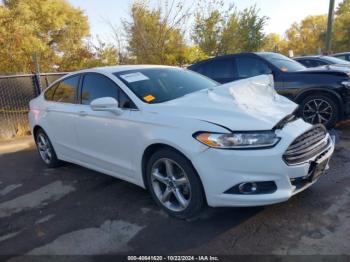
[32,73,42,96]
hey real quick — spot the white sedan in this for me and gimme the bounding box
[28,65,334,219]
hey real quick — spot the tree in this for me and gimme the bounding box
[59,39,119,71]
[0,0,93,73]
[192,1,267,56]
[219,10,240,54]
[333,0,350,52]
[192,0,238,56]
[192,9,222,56]
[235,6,267,52]
[123,0,190,65]
[261,33,281,52]
[283,15,327,56]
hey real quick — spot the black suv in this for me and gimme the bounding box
[188,52,350,128]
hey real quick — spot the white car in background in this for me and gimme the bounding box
[28,65,334,219]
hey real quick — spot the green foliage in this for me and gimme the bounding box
[0,0,118,73]
[284,15,327,55]
[59,41,119,71]
[182,45,209,65]
[192,1,267,56]
[261,33,285,53]
[219,11,240,54]
[1,0,349,73]
[336,0,350,14]
[333,0,350,52]
[192,3,224,56]
[124,1,189,65]
[236,6,267,52]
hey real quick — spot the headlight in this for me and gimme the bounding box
[342,80,350,88]
[194,131,280,149]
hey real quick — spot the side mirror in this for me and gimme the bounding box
[90,97,123,115]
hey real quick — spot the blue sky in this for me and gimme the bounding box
[69,0,342,43]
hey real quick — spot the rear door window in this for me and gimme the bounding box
[44,83,59,101]
[236,57,271,78]
[193,59,235,83]
[52,75,80,103]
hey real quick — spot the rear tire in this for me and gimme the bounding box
[146,148,206,219]
[35,129,63,168]
[299,94,339,129]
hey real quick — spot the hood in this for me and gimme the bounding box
[146,75,298,131]
[299,65,350,77]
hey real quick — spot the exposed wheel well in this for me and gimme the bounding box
[142,144,177,188]
[33,125,44,138]
[141,144,202,190]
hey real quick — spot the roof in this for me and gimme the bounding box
[76,64,177,74]
[294,56,322,59]
[254,52,278,55]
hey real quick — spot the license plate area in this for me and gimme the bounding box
[308,158,329,182]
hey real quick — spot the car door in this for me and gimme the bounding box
[74,72,138,179]
[43,75,81,158]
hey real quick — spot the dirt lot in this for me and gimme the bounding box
[0,123,350,260]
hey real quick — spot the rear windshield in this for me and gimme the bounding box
[114,68,218,104]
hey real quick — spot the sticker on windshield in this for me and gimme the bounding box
[119,72,149,83]
[143,95,155,102]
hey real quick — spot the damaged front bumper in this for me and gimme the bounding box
[191,119,335,207]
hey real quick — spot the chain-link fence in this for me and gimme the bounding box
[0,73,67,140]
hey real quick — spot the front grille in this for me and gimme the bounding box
[283,125,330,165]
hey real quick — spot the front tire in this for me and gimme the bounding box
[299,94,339,129]
[146,148,206,219]
[35,129,63,168]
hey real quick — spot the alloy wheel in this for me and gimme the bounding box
[302,98,333,125]
[37,133,53,164]
[151,158,191,212]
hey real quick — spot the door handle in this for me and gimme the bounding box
[78,111,88,117]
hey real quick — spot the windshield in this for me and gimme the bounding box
[114,68,218,104]
[258,53,306,72]
[322,56,350,65]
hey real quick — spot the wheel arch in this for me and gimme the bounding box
[142,144,183,188]
[33,125,44,138]
[295,88,344,118]
[141,143,206,201]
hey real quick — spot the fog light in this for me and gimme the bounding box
[224,181,277,195]
[238,182,258,194]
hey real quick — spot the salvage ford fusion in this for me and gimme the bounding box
[28,65,334,219]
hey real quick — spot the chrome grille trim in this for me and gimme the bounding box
[283,125,330,165]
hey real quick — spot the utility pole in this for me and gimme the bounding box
[325,0,335,54]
